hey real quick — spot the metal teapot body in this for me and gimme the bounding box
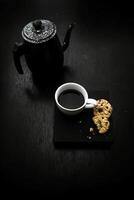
[13,19,74,76]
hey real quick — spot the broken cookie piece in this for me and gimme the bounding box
[92,114,110,134]
[93,99,112,118]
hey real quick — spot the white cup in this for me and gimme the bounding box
[55,82,97,115]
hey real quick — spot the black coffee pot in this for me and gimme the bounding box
[13,19,74,77]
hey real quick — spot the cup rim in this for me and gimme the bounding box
[55,82,88,112]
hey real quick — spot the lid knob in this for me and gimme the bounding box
[33,20,43,32]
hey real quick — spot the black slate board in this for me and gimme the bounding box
[54,91,113,148]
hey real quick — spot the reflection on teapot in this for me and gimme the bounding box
[13,19,75,82]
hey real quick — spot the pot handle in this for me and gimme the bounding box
[13,42,25,74]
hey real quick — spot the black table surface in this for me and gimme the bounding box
[0,0,134,198]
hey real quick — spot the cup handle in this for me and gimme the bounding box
[85,98,97,109]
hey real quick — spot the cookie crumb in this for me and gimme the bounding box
[87,136,92,140]
[89,127,94,132]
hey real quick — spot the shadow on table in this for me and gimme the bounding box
[25,65,74,101]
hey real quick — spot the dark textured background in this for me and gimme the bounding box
[0,0,134,197]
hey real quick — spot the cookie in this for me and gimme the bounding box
[93,99,112,118]
[92,115,110,134]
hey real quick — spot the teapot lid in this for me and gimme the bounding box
[22,19,56,43]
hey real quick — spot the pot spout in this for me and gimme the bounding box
[62,23,75,52]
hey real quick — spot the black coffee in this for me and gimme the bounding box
[58,89,85,109]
